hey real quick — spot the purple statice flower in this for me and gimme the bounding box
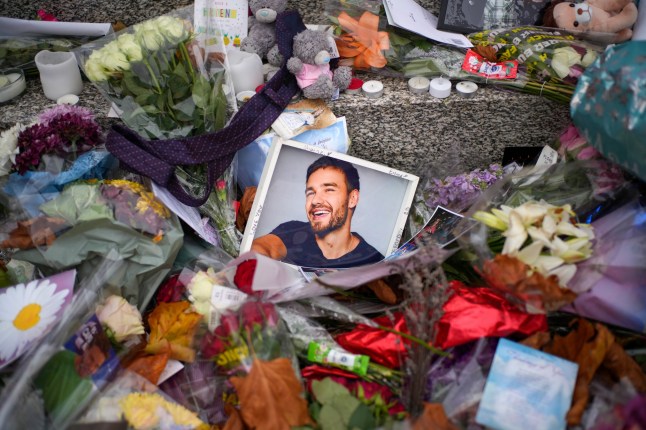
[424,164,503,213]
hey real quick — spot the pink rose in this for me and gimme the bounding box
[577,146,601,160]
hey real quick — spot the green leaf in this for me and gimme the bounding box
[348,403,377,430]
[34,350,93,426]
[312,378,352,405]
[191,75,211,109]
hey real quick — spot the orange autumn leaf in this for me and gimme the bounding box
[230,358,312,430]
[482,255,578,312]
[224,404,248,430]
[145,301,202,362]
[603,342,646,393]
[1,217,67,249]
[413,403,459,430]
[122,348,170,385]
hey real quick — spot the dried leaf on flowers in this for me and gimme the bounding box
[230,357,312,430]
[522,318,646,425]
[482,255,578,312]
[145,301,202,362]
[121,345,170,385]
[1,217,67,249]
[412,403,459,430]
[473,44,498,62]
[366,279,398,305]
[224,404,248,430]
[603,342,646,393]
[236,186,256,233]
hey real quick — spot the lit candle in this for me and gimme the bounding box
[362,80,383,99]
[429,77,452,99]
[456,81,478,98]
[227,50,264,94]
[0,70,26,103]
[408,76,430,94]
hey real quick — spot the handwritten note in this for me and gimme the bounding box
[382,0,472,48]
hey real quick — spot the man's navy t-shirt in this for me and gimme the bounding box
[270,221,384,268]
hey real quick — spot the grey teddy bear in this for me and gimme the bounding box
[287,29,352,100]
[240,0,287,66]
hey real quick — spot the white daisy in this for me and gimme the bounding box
[0,279,70,361]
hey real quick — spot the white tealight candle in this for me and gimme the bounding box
[362,80,384,98]
[408,76,430,94]
[429,77,452,99]
[0,71,26,103]
[456,81,478,98]
[57,94,80,105]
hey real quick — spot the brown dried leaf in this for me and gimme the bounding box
[413,403,459,430]
[1,217,67,249]
[122,347,170,385]
[482,255,578,312]
[230,358,312,430]
[366,279,398,305]
[473,44,498,62]
[236,186,257,233]
[602,342,646,393]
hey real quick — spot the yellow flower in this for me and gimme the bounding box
[119,392,207,429]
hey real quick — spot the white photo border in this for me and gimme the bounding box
[240,139,420,261]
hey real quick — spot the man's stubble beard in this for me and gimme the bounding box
[309,199,350,238]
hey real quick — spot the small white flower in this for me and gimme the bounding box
[0,123,23,176]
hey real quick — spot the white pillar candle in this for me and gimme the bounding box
[429,77,452,99]
[0,70,26,103]
[408,76,430,94]
[227,50,264,94]
[34,50,83,101]
[362,80,384,98]
[456,81,478,98]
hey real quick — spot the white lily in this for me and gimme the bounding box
[503,211,528,254]
[549,264,577,287]
[473,210,508,231]
[527,226,553,247]
[513,201,548,225]
[556,221,591,238]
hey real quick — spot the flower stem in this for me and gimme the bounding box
[376,325,449,357]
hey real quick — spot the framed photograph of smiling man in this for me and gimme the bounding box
[240,139,419,269]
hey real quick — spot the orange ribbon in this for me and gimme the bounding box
[337,11,390,69]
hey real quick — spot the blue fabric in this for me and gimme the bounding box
[571,41,646,182]
[3,151,116,217]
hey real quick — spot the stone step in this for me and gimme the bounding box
[1,0,570,175]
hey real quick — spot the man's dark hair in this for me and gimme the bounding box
[306,156,360,191]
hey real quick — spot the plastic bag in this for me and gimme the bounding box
[1,178,184,310]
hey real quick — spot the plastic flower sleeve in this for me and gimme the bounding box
[325,0,473,79]
[74,6,234,141]
[1,178,184,310]
[561,197,646,333]
[76,369,210,429]
[0,252,126,429]
[465,26,610,103]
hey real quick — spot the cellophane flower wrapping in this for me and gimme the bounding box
[466,26,609,104]
[0,254,128,429]
[198,300,300,413]
[74,6,241,257]
[0,177,183,310]
[455,161,632,313]
[324,0,474,79]
[77,370,210,429]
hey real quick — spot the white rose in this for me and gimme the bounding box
[96,295,145,342]
[156,16,188,44]
[84,58,109,82]
[0,123,23,177]
[135,21,165,51]
[101,49,130,72]
[117,34,143,62]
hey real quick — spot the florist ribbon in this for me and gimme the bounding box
[337,11,389,69]
[336,281,547,368]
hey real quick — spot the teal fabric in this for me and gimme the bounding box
[570,41,646,182]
